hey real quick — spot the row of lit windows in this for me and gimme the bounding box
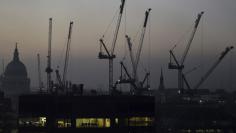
[55,118,111,128]
[128,117,154,126]
[180,129,224,133]
[19,117,154,128]
[57,119,72,128]
[76,118,110,128]
[18,117,46,127]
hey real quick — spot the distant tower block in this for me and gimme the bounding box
[158,68,165,91]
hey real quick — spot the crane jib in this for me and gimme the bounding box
[120,0,125,14]
[195,12,204,28]
[194,46,234,90]
[144,8,151,27]
[181,11,204,65]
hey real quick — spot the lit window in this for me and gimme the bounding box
[181,129,191,133]
[18,117,46,127]
[76,118,110,128]
[56,119,71,128]
[105,118,110,127]
[127,117,154,127]
[115,118,119,124]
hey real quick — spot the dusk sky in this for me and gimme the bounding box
[0,0,235,91]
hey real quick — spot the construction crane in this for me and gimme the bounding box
[37,54,43,91]
[62,21,74,90]
[194,46,234,90]
[124,8,151,93]
[169,49,191,90]
[45,18,53,92]
[134,8,151,81]
[98,0,125,94]
[168,12,204,92]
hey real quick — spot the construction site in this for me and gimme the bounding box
[0,0,235,133]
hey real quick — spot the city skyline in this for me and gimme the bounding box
[0,0,235,90]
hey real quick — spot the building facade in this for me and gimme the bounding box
[18,95,155,133]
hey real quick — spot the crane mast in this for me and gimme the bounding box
[194,46,234,90]
[45,18,53,92]
[37,54,43,91]
[98,0,125,94]
[62,21,73,89]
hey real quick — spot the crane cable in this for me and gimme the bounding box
[57,34,68,72]
[148,11,151,87]
[133,17,144,46]
[170,24,193,54]
[102,9,119,39]
[132,10,150,73]
[122,4,127,62]
[228,49,233,90]
[139,13,151,79]
[200,14,205,75]
[184,48,226,85]
[57,22,74,82]
[120,4,127,90]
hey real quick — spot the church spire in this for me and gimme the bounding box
[13,43,19,61]
[158,68,165,91]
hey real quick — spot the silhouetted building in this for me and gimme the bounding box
[156,101,236,132]
[0,44,30,110]
[0,91,17,133]
[155,88,236,132]
[155,69,167,104]
[158,68,165,91]
[18,94,155,133]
